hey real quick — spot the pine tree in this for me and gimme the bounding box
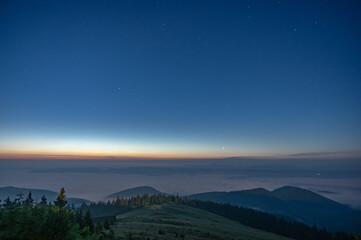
[40,195,47,205]
[95,222,103,234]
[25,191,34,206]
[103,218,110,230]
[4,197,13,208]
[54,187,67,208]
[136,195,140,206]
[84,209,94,233]
[76,209,84,229]
[14,192,24,206]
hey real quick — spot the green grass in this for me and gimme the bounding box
[110,203,293,240]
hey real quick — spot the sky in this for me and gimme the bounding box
[0,0,360,159]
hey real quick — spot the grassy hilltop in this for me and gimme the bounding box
[109,203,292,240]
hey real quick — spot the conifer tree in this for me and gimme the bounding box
[95,222,103,234]
[40,195,47,205]
[4,197,13,208]
[25,191,34,206]
[14,192,24,206]
[76,209,84,229]
[104,218,110,230]
[84,209,95,233]
[54,187,67,208]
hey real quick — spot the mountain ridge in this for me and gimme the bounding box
[189,185,361,233]
[2,185,360,233]
[107,186,161,199]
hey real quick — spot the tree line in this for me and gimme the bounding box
[0,188,119,240]
[82,194,182,218]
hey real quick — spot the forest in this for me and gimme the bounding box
[0,188,117,240]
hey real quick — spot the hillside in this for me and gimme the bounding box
[190,186,361,233]
[107,186,161,199]
[0,186,90,206]
[110,202,293,240]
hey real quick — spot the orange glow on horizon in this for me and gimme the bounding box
[0,137,256,160]
[0,149,250,160]
[0,150,360,160]
[1,150,359,160]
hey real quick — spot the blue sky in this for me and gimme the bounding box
[0,0,360,158]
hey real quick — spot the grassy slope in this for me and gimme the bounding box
[110,203,293,240]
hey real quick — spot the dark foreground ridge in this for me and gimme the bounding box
[189,185,361,233]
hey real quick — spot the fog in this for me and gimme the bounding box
[1,158,360,209]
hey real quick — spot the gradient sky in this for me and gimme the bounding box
[0,0,360,159]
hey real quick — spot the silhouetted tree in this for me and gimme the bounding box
[95,222,103,234]
[75,209,84,229]
[40,195,47,206]
[3,197,13,208]
[25,191,34,206]
[104,218,110,230]
[14,192,24,206]
[54,187,67,208]
[84,209,94,233]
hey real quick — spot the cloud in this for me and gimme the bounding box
[287,151,361,159]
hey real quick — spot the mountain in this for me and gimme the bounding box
[109,202,293,240]
[0,186,91,206]
[107,186,162,199]
[189,186,361,233]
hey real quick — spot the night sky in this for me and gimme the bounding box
[0,0,360,159]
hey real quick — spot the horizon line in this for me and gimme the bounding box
[0,151,360,160]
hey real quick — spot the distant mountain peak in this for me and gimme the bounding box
[241,187,270,195]
[127,186,158,191]
[273,185,305,192]
[107,186,162,199]
[272,186,334,203]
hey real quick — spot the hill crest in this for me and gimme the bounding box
[107,186,161,199]
[189,185,361,233]
[111,202,292,240]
